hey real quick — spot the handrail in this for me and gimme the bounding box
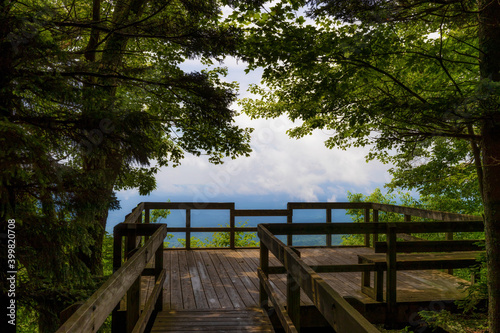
[56,224,167,333]
[121,201,481,250]
[258,221,485,330]
[258,224,380,333]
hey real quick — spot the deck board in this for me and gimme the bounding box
[151,308,274,332]
[147,247,470,331]
[149,247,469,310]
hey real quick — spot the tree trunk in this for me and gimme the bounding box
[481,122,500,332]
[478,0,500,330]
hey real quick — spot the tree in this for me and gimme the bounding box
[233,0,500,329]
[0,0,251,331]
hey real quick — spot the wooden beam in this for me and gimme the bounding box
[143,202,234,210]
[131,269,166,333]
[258,268,299,333]
[260,221,484,235]
[371,203,480,221]
[375,240,485,253]
[234,209,290,216]
[288,202,372,210]
[56,225,167,333]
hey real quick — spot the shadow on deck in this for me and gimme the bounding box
[142,247,470,329]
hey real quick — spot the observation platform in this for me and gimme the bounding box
[141,247,470,330]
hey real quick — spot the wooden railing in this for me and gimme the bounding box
[258,220,485,330]
[56,223,167,333]
[121,202,479,250]
[258,223,381,333]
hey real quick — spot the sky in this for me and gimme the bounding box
[107,57,392,231]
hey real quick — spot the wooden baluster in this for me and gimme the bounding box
[126,227,140,333]
[259,242,269,309]
[287,247,301,332]
[326,209,332,247]
[386,224,397,327]
[364,208,370,247]
[186,209,191,250]
[230,206,235,249]
[372,209,379,247]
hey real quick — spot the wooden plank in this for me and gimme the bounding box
[258,269,299,333]
[213,250,256,307]
[123,203,145,224]
[163,251,171,310]
[185,251,209,309]
[192,251,221,309]
[151,308,274,332]
[169,251,183,310]
[144,202,235,210]
[386,225,397,324]
[375,240,484,253]
[371,203,480,221]
[260,221,484,236]
[167,227,258,233]
[224,251,260,304]
[131,269,166,333]
[283,247,379,332]
[288,202,372,210]
[234,209,290,216]
[57,225,167,333]
[207,251,245,308]
[178,251,196,309]
[198,251,234,309]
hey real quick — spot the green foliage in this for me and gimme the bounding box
[2,1,253,331]
[178,221,259,248]
[418,310,488,333]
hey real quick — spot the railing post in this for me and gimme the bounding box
[287,203,293,246]
[287,248,301,332]
[386,224,397,327]
[112,229,124,333]
[326,209,332,247]
[126,227,141,333]
[155,239,164,312]
[364,208,370,247]
[372,209,379,247]
[446,230,454,275]
[186,209,191,250]
[259,242,269,309]
[230,205,235,249]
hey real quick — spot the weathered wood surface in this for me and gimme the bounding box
[56,225,167,333]
[375,240,484,253]
[151,308,274,332]
[261,221,484,236]
[149,248,469,310]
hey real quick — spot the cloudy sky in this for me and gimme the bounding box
[108,58,391,230]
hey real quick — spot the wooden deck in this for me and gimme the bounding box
[140,247,470,330]
[151,309,274,332]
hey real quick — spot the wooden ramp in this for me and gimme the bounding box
[151,308,274,332]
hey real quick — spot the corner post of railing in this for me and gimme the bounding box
[364,208,371,247]
[386,223,397,327]
[186,208,191,250]
[259,239,269,309]
[372,209,379,247]
[144,205,150,224]
[287,247,301,332]
[230,204,236,249]
[112,227,124,333]
[326,208,332,247]
[155,227,164,312]
[126,225,141,333]
[287,203,293,246]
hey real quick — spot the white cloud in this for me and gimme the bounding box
[119,57,391,203]
[152,113,390,202]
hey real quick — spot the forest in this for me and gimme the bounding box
[0,0,499,332]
